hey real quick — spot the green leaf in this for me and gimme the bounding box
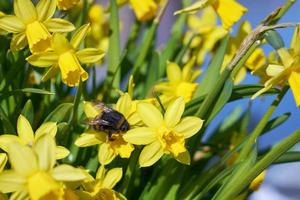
[262,112,290,134]
[107,0,121,88]
[194,34,229,98]
[143,51,160,98]
[274,151,300,164]
[0,88,54,101]
[21,99,34,124]
[44,103,74,123]
[0,105,15,133]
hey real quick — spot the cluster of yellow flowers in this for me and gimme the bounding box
[0,0,299,199]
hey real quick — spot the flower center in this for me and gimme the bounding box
[57,0,80,10]
[175,82,198,102]
[108,133,134,158]
[27,171,63,200]
[93,188,116,200]
[26,21,51,53]
[58,51,88,87]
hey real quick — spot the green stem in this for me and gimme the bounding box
[71,80,82,125]
[222,128,300,200]
[237,85,288,161]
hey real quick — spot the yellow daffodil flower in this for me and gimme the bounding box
[118,0,158,22]
[175,0,247,30]
[86,4,109,51]
[155,58,201,104]
[222,21,266,83]
[0,11,7,35]
[0,135,86,200]
[76,165,125,199]
[0,115,69,160]
[252,27,300,106]
[0,0,75,53]
[75,93,139,165]
[124,97,204,167]
[27,24,105,87]
[57,0,80,10]
[185,7,227,64]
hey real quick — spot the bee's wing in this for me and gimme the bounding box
[92,101,114,113]
[87,117,112,126]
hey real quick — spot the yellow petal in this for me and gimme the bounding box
[288,70,300,107]
[139,141,163,167]
[213,0,247,30]
[0,15,25,33]
[115,93,132,118]
[277,48,294,68]
[167,62,182,82]
[266,64,285,77]
[129,0,158,21]
[174,117,203,138]
[0,170,26,193]
[17,115,34,145]
[7,142,38,176]
[174,150,191,165]
[0,135,22,152]
[84,101,103,118]
[291,27,300,56]
[76,48,105,64]
[249,171,266,191]
[35,122,57,140]
[137,103,163,128]
[245,48,266,71]
[174,0,209,15]
[10,32,27,52]
[70,24,90,49]
[27,52,58,67]
[36,0,56,21]
[55,146,70,160]
[44,18,75,32]
[102,168,123,189]
[33,135,56,171]
[26,21,51,53]
[164,97,185,127]
[57,0,80,10]
[123,127,157,145]
[98,143,116,165]
[14,0,37,23]
[52,165,86,181]
[75,131,105,147]
[9,189,28,200]
[58,51,89,87]
[51,33,72,54]
[0,153,8,172]
[42,65,60,82]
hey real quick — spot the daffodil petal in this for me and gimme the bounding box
[33,135,56,171]
[35,122,57,140]
[164,97,185,127]
[55,146,70,160]
[9,189,29,200]
[137,103,163,128]
[76,48,105,64]
[174,151,191,165]
[291,27,300,56]
[102,168,123,189]
[288,70,300,107]
[75,131,105,147]
[52,165,86,181]
[7,142,37,176]
[0,153,8,172]
[123,127,157,145]
[36,0,56,21]
[0,171,26,193]
[42,65,59,82]
[115,93,132,118]
[70,24,90,49]
[0,135,21,152]
[174,117,203,138]
[98,143,116,165]
[167,62,182,82]
[14,0,37,23]
[139,141,163,167]
[174,0,209,15]
[44,18,75,32]
[17,115,34,145]
[0,15,25,33]
[27,52,58,67]
[266,64,285,77]
[10,32,27,51]
[84,101,102,118]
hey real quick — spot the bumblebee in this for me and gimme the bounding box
[87,102,130,140]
